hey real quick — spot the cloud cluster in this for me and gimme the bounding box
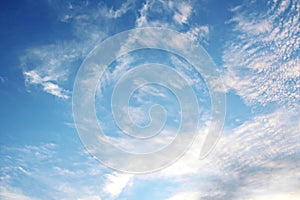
[157,108,300,200]
[12,0,300,199]
[23,70,70,99]
[223,0,300,108]
[20,0,116,99]
[20,0,211,100]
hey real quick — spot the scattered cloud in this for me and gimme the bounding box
[21,0,211,99]
[0,144,58,199]
[12,1,300,199]
[223,0,300,108]
[135,0,206,40]
[184,25,210,44]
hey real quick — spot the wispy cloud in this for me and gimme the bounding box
[21,0,211,99]
[14,1,300,199]
[23,70,70,99]
[20,41,81,99]
[0,75,6,83]
[0,185,35,200]
[105,0,136,19]
[20,1,122,99]
[172,2,192,25]
[0,143,57,199]
[0,143,108,199]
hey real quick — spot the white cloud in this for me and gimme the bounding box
[15,1,300,199]
[102,172,133,198]
[135,0,194,29]
[98,54,134,96]
[43,81,70,99]
[58,0,135,23]
[229,15,273,35]
[103,127,178,154]
[105,0,135,19]
[24,70,70,99]
[223,0,300,108]
[167,191,200,200]
[53,166,77,176]
[2,143,57,161]
[133,0,211,57]
[55,183,77,196]
[136,107,300,199]
[134,0,149,27]
[173,2,192,24]
[78,196,102,200]
[135,0,178,29]
[0,185,35,200]
[248,193,300,200]
[0,142,109,199]
[184,25,210,44]
[20,1,110,99]
[20,42,78,99]
[235,165,300,200]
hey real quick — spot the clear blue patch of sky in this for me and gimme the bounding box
[120,177,179,200]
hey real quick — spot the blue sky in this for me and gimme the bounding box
[0,0,299,199]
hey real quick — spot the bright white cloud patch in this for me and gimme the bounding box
[102,172,133,198]
[24,70,70,99]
